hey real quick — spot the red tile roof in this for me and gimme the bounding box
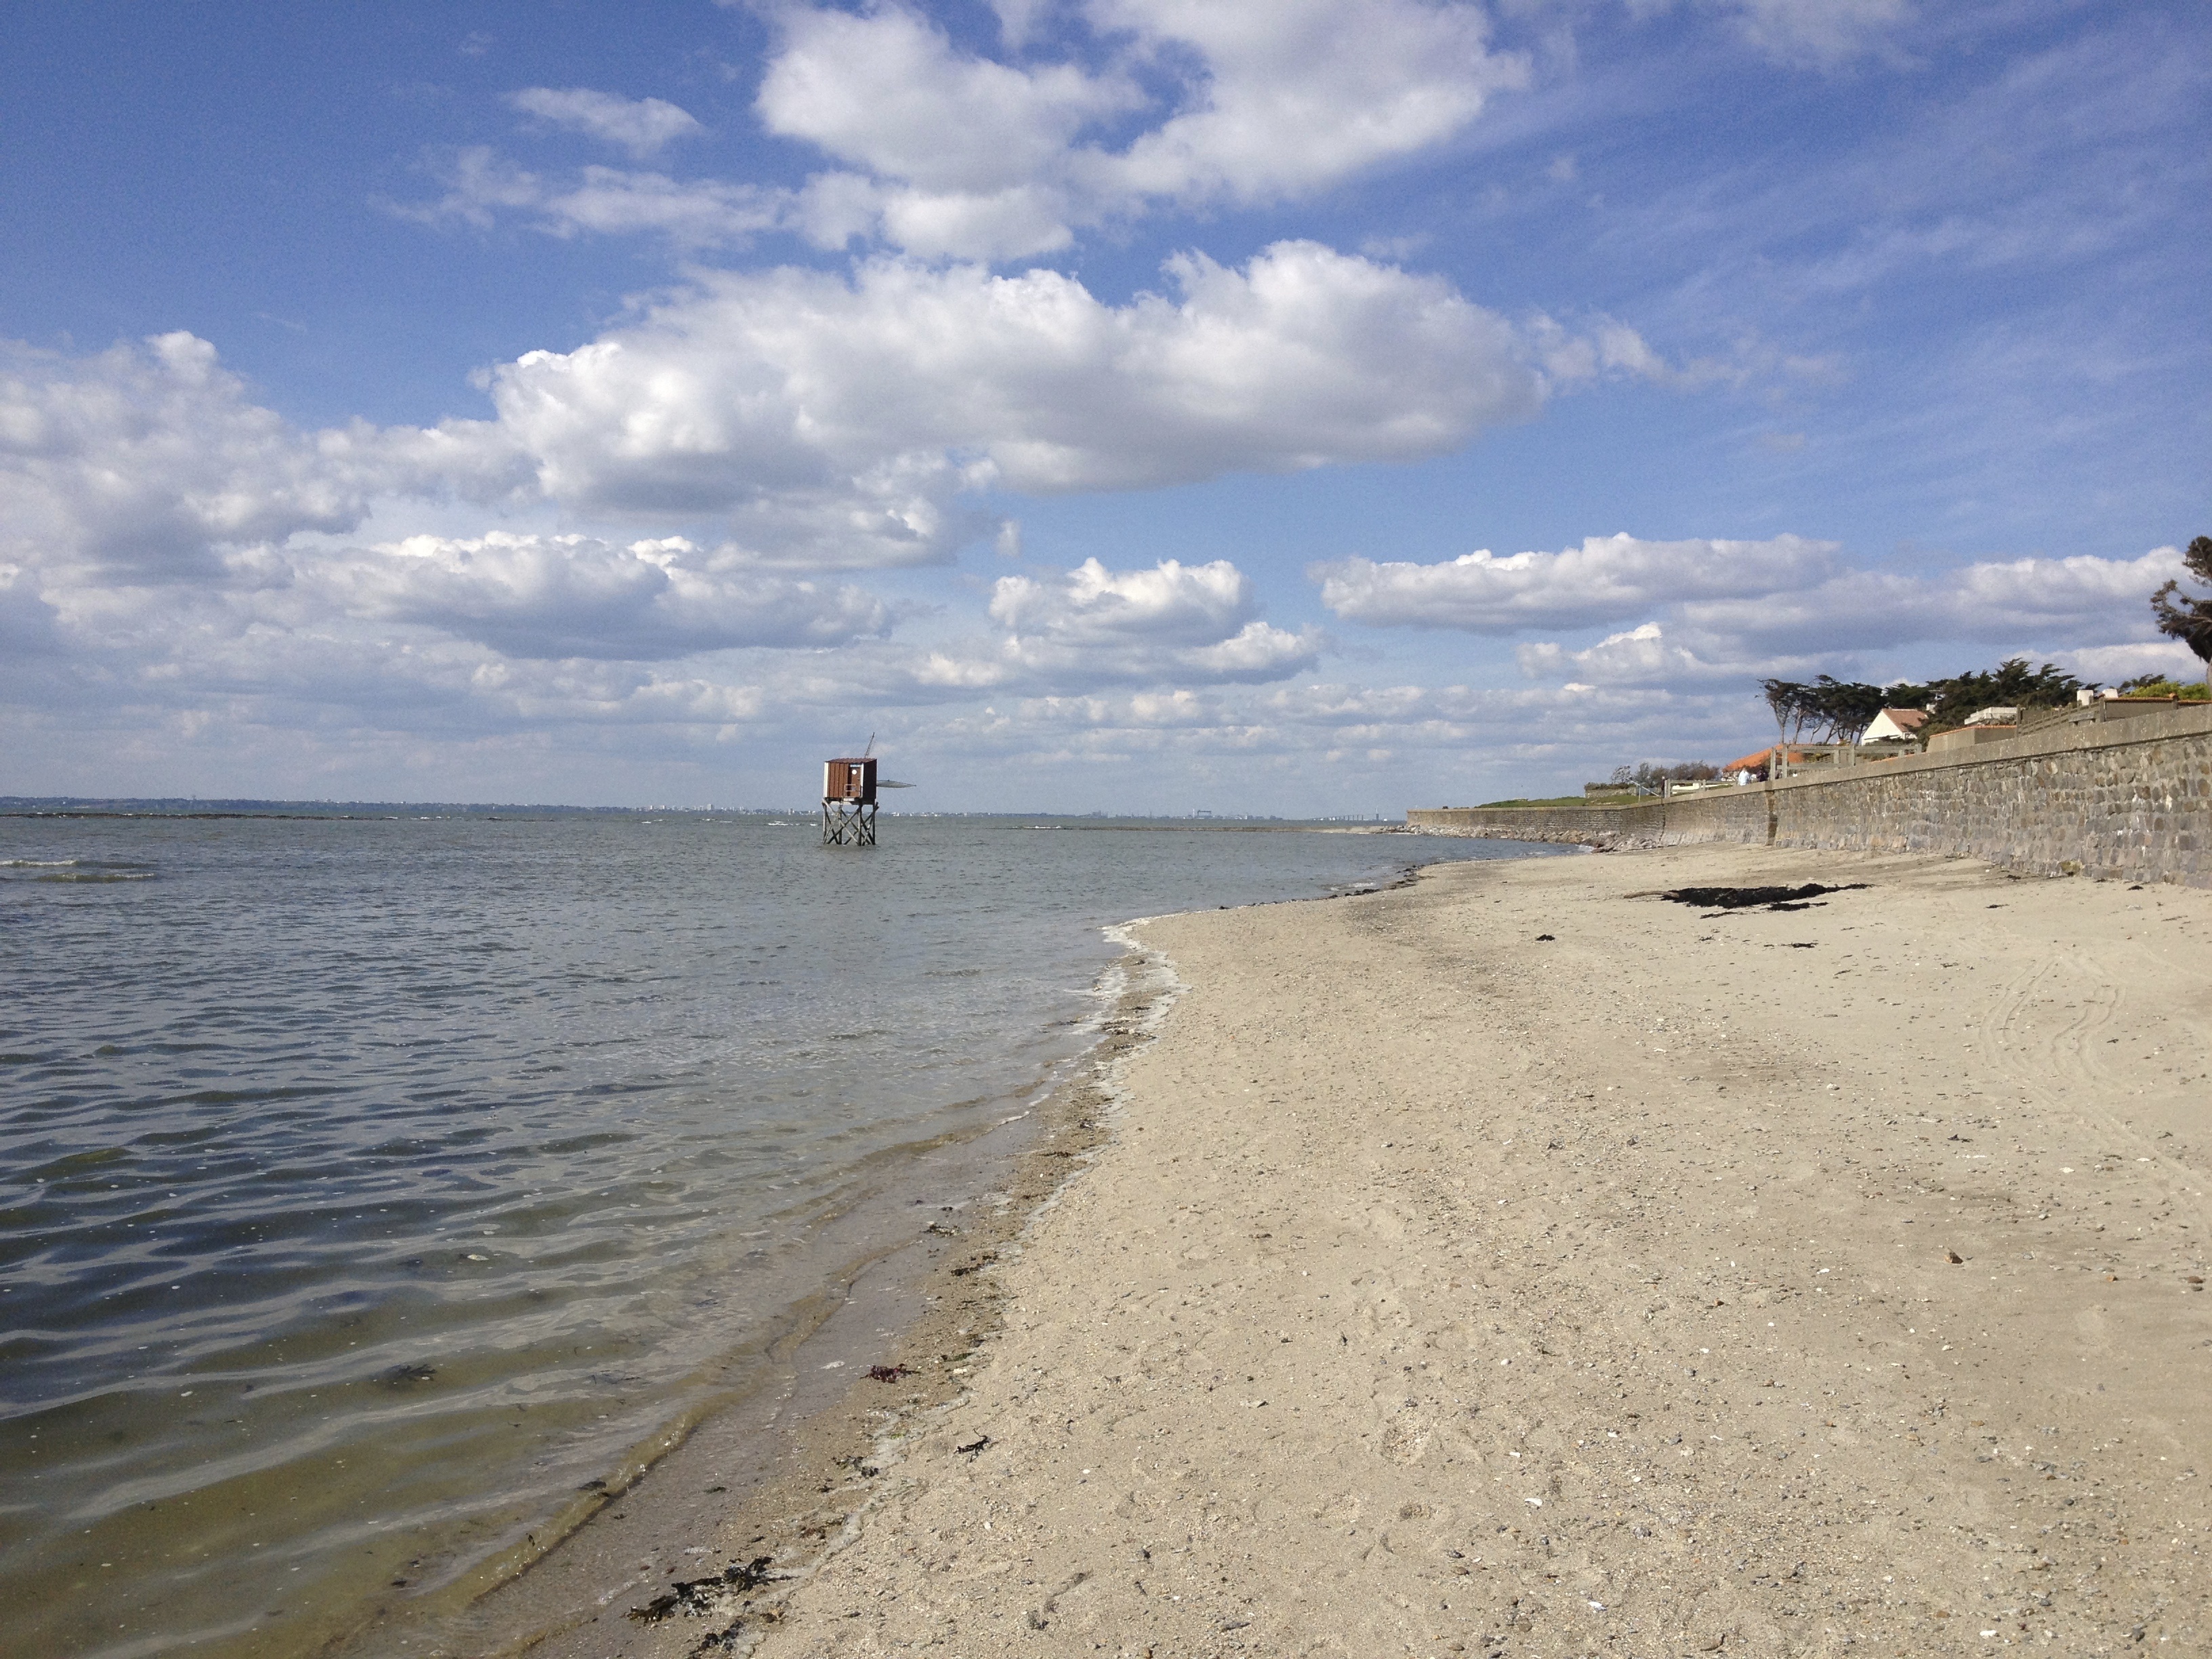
[1721,744,1822,773]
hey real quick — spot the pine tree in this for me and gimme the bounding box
[2150,535,2212,685]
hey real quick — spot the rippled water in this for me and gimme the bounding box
[0,811,1550,1658]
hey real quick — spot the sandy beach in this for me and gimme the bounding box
[514,844,2212,1658]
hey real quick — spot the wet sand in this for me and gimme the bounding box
[502,845,2212,1656]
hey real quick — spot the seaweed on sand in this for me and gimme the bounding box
[628,1556,777,1623]
[1658,882,1868,912]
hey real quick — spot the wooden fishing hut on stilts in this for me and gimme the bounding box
[821,756,877,846]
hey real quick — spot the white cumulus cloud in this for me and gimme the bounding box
[506,87,705,156]
[0,333,371,578]
[319,533,891,660]
[1079,0,1523,207]
[480,241,1542,536]
[989,555,1256,643]
[919,556,1321,691]
[407,2,1551,268]
[758,7,1138,197]
[424,5,1532,262]
[1515,621,1755,687]
[0,331,531,580]
[751,0,1526,259]
[1315,533,1837,633]
[5,241,1539,586]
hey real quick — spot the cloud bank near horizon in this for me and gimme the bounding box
[1320,534,2193,684]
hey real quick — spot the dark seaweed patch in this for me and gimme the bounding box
[1659,882,1868,911]
[628,1556,776,1623]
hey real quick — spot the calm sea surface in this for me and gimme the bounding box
[0,811,1551,1658]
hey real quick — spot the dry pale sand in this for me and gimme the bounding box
[592,844,2212,1658]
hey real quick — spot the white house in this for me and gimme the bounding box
[1861,708,1929,744]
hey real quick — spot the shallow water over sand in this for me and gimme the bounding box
[0,811,1549,1658]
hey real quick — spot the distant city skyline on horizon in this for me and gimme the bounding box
[4,0,2204,813]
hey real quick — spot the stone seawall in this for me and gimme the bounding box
[1409,703,2212,886]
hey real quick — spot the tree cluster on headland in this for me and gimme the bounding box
[1761,659,2098,747]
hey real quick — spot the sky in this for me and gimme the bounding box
[2,0,2205,813]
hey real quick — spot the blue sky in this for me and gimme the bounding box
[3,0,2205,811]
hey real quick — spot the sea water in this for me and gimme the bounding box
[0,811,1550,1658]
